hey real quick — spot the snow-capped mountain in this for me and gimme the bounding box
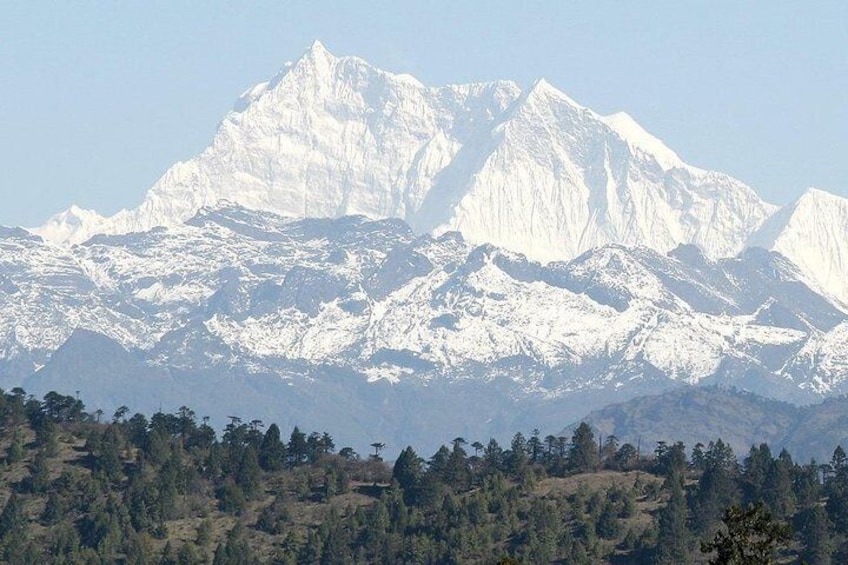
[747,188,848,305]
[12,41,848,446]
[8,205,848,448]
[34,41,848,304]
[36,41,774,265]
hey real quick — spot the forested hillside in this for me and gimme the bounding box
[0,388,845,563]
[580,386,848,462]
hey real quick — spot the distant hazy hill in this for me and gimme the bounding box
[577,386,848,462]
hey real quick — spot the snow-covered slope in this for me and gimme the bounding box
[431,78,774,261]
[0,227,148,381]
[7,205,848,397]
[36,205,108,246]
[35,41,774,266]
[748,188,848,306]
[783,321,848,395]
[12,205,848,447]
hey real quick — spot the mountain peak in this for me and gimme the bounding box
[601,111,683,170]
[280,39,337,81]
[772,187,848,222]
[525,77,583,109]
[302,39,335,63]
[797,187,841,205]
[34,41,775,284]
[747,186,848,305]
[32,205,106,244]
[529,77,553,92]
[308,39,328,53]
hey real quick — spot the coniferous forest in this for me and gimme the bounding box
[0,388,846,563]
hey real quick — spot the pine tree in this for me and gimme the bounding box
[826,445,848,530]
[596,499,622,540]
[700,502,790,565]
[34,417,59,456]
[393,446,422,504]
[793,462,821,510]
[0,492,25,538]
[288,426,308,466]
[215,479,246,515]
[483,438,504,473]
[235,446,261,499]
[445,441,472,492]
[763,449,795,519]
[654,472,691,564]
[504,432,528,475]
[160,540,178,565]
[259,423,286,471]
[655,441,687,480]
[691,440,739,535]
[176,542,200,565]
[214,522,255,564]
[742,443,772,505]
[49,522,82,560]
[5,430,24,464]
[25,449,50,494]
[569,423,599,473]
[196,517,213,546]
[797,504,833,565]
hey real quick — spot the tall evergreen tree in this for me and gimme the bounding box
[288,426,308,466]
[700,502,790,565]
[483,438,503,473]
[742,443,772,505]
[691,440,739,535]
[235,447,262,499]
[0,492,25,539]
[505,432,528,474]
[763,449,795,519]
[392,446,422,504]
[797,504,833,565]
[825,445,848,530]
[654,471,691,564]
[259,423,286,471]
[569,423,599,473]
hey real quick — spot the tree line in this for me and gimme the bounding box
[0,387,845,563]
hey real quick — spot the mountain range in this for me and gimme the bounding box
[34,41,848,304]
[3,41,847,450]
[3,202,848,451]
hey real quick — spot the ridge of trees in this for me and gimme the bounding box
[0,387,844,563]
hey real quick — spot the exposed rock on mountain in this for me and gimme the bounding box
[5,205,848,448]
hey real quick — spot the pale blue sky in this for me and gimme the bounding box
[1,1,846,227]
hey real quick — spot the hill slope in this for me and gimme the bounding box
[579,386,848,462]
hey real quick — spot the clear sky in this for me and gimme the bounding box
[1,1,846,227]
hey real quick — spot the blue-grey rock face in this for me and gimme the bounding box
[365,246,434,301]
[0,274,19,295]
